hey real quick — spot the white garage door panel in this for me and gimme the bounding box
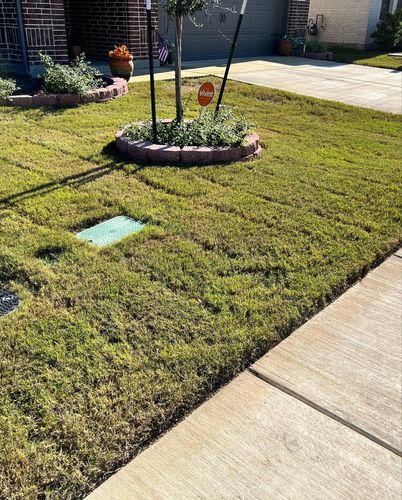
[158,0,287,60]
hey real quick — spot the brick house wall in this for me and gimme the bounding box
[127,0,158,60]
[65,0,158,60]
[22,0,68,65]
[2,0,316,72]
[0,1,22,65]
[65,0,130,59]
[287,0,311,37]
[0,1,68,69]
[308,0,383,49]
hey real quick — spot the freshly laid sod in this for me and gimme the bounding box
[330,47,402,70]
[0,78,401,499]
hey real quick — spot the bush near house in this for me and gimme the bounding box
[371,9,402,51]
[305,39,328,53]
[0,77,18,98]
[39,52,103,96]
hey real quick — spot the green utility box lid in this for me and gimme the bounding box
[77,216,144,247]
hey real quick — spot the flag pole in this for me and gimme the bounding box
[146,0,157,143]
[215,0,248,113]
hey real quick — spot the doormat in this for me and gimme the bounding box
[76,216,145,247]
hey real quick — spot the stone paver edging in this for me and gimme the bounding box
[1,77,128,107]
[301,51,333,61]
[116,127,261,165]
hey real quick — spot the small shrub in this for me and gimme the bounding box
[0,77,19,98]
[305,39,328,53]
[39,52,103,96]
[123,107,253,148]
[371,10,402,51]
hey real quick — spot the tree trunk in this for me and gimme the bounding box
[175,15,183,122]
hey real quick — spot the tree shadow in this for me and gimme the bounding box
[0,163,116,208]
[0,139,208,210]
[4,103,82,118]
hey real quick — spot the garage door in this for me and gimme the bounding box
[158,0,288,60]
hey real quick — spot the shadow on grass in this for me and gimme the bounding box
[0,140,206,209]
[0,163,116,208]
[4,103,84,118]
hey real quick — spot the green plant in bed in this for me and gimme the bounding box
[123,106,253,148]
[39,52,103,96]
[0,77,19,98]
[305,39,328,53]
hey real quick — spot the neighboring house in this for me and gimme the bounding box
[1,0,309,74]
[308,0,402,49]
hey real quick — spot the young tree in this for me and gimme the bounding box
[163,1,221,121]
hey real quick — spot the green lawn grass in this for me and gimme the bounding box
[0,79,401,498]
[330,47,402,70]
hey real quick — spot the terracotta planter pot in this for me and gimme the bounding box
[109,56,134,81]
[278,39,293,56]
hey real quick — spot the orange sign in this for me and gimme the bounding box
[198,82,215,107]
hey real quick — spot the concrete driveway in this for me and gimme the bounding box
[131,56,401,114]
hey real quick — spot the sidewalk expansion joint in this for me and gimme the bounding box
[247,366,401,458]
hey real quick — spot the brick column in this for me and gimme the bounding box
[22,0,69,66]
[287,0,311,38]
[0,1,22,65]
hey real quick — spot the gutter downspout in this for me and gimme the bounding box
[390,0,398,13]
[284,0,290,35]
[15,0,30,75]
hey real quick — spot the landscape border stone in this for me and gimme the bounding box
[0,77,128,108]
[302,51,333,61]
[115,124,261,166]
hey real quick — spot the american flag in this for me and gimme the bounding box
[158,35,169,64]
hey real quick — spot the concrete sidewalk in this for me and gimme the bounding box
[88,250,402,499]
[129,56,401,114]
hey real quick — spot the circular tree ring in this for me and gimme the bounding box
[115,121,262,166]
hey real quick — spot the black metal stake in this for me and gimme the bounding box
[216,0,248,113]
[146,2,157,143]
